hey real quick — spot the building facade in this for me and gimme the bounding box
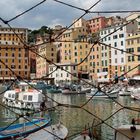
[49,63,78,85]
[97,23,126,81]
[125,33,140,77]
[0,26,29,81]
[36,42,57,78]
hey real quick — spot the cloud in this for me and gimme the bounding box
[0,0,139,29]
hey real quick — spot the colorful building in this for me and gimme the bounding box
[49,63,78,85]
[0,26,29,81]
[125,33,140,77]
[36,42,57,78]
[97,23,126,82]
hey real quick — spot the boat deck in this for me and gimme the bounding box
[25,124,68,140]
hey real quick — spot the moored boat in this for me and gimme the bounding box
[86,87,118,99]
[2,82,46,110]
[131,87,140,100]
[0,116,51,140]
[25,123,68,140]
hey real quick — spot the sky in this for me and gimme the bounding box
[0,0,140,30]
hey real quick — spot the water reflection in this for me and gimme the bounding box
[1,94,140,140]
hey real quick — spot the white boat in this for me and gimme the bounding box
[131,87,140,100]
[115,124,140,140]
[2,82,45,110]
[86,87,118,99]
[72,135,91,140]
[25,123,68,140]
[119,86,131,96]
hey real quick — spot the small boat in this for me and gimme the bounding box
[119,87,131,96]
[86,87,118,99]
[0,116,51,140]
[72,135,91,140]
[131,87,140,100]
[25,123,68,140]
[61,84,91,95]
[2,82,46,110]
[47,86,62,94]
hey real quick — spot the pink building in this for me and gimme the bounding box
[87,16,106,33]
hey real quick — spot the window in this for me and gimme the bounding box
[119,34,124,38]
[115,50,117,55]
[121,58,124,63]
[137,47,140,52]
[105,60,107,66]
[121,41,123,46]
[75,52,77,56]
[128,56,131,62]
[132,56,135,61]
[115,58,117,63]
[138,55,140,61]
[114,42,117,47]
[12,53,14,57]
[67,73,69,77]
[102,61,104,66]
[113,35,117,39]
[28,95,32,101]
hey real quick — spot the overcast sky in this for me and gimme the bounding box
[0,0,140,30]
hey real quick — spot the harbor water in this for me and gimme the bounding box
[0,90,140,140]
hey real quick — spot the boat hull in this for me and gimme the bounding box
[0,117,51,140]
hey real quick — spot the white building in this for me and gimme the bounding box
[48,63,78,85]
[99,23,126,79]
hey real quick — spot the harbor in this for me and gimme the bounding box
[0,83,140,140]
[0,1,140,139]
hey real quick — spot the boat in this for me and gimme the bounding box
[119,86,131,96]
[131,87,140,100]
[47,85,62,94]
[115,118,140,140]
[2,82,46,110]
[25,123,68,140]
[86,87,118,99]
[61,84,91,95]
[72,135,91,140]
[0,116,51,140]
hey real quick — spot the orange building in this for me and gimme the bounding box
[0,26,29,81]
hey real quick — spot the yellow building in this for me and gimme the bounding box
[0,26,29,81]
[126,33,140,77]
[61,18,90,79]
[36,40,57,78]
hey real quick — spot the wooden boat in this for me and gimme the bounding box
[26,123,68,140]
[0,116,51,140]
[2,82,45,110]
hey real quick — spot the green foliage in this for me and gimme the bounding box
[28,26,54,43]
